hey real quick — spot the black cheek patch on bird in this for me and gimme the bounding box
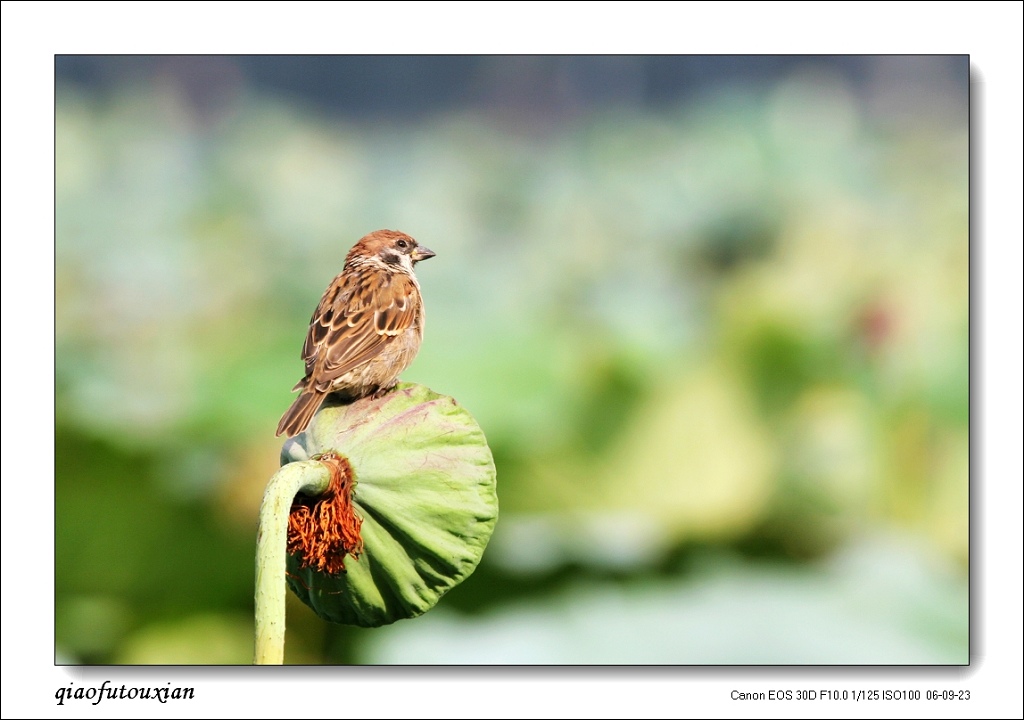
[380,249,403,266]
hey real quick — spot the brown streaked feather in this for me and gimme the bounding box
[305,268,419,386]
[276,388,327,438]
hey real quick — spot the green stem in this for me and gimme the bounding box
[254,460,332,665]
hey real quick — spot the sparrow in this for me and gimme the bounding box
[276,229,435,437]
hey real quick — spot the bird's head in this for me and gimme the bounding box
[349,229,435,274]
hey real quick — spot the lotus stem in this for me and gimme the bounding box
[254,460,332,664]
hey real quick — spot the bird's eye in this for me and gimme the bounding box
[396,239,409,250]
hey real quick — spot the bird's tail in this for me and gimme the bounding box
[276,389,327,437]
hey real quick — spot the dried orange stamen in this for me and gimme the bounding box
[287,452,363,574]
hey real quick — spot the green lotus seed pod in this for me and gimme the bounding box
[280,383,498,627]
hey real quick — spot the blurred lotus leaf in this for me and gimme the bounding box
[280,383,498,627]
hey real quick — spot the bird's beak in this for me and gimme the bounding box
[412,246,436,263]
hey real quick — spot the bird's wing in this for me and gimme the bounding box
[302,269,418,390]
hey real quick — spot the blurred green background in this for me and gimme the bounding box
[55,56,968,664]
